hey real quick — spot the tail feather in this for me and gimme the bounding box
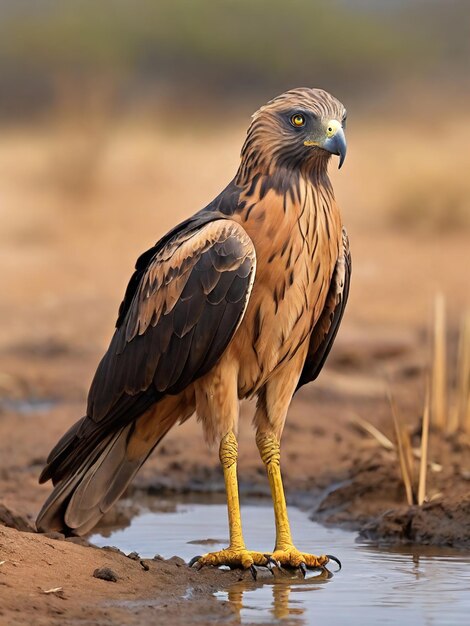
[36,450,101,534]
[64,423,142,531]
[36,397,187,535]
[39,390,157,486]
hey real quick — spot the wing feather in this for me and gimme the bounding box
[39,218,255,486]
[88,219,256,421]
[297,228,351,390]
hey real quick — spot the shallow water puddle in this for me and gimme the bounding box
[0,397,58,415]
[91,503,470,625]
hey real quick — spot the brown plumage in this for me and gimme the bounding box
[37,88,351,563]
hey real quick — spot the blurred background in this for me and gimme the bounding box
[0,0,469,511]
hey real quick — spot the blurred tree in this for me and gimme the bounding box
[0,0,468,120]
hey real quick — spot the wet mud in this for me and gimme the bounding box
[0,523,250,626]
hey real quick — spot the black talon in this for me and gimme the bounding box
[325,554,342,571]
[299,562,307,578]
[264,555,280,570]
[188,555,203,568]
[249,564,258,580]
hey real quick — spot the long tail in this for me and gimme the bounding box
[36,396,188,535]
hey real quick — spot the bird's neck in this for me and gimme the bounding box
[235,158,333,199]
[227,167,342,283]
[202,161,337,237]
[227,163,339,248]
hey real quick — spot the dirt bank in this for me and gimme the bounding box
[310,444,470,548]
[0,523,254,626]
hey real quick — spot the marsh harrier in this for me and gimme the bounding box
[37,88,350,575]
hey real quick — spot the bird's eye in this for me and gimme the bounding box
[291,114,305,128]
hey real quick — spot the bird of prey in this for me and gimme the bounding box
[37,88,350,575]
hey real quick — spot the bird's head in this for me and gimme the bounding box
[238,88,347,184]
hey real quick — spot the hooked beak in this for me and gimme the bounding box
[322,122,347,169]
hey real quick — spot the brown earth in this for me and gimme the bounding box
[1,118,469,624]
[0,523,255,626]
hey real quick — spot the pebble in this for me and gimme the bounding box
[93,567,119,582]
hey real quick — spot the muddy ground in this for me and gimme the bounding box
[1,120,469,624]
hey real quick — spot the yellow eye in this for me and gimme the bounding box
[291,114,305,127]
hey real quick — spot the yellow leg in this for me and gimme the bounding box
[256,433,330,570]
[189,431,268,570]
[220,430,246,553]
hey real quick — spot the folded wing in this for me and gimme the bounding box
[297,228,351,389]
[40,218,256,485]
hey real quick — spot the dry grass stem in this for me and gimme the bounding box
[411,450,442,473]
[350,414,394,450]
[432,293,447,430]
[448,315,467,432]
[43,587,63,595]
[401,424,415,494]
[350,413,442,475]
[418,379,431,505]
[388,390,415,506]
[456,314,470,434]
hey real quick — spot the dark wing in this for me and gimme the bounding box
[115,179,243,329]
[40,218,255,483]
[296,228,351,390]
[90,218,256,418]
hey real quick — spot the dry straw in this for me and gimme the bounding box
[388,389,415,506]
[431,293,447,430]
[351,297,468,507]
[399,298,469,505]
[430,297,469,435]
[349,413,394,450]
[418,378,431,506]
[454,314,470,434]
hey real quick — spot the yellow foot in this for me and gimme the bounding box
[189,548,270,572]
[271,547,340,575]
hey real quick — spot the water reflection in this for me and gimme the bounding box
[91,502,470,626]
[221,568,334,624]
